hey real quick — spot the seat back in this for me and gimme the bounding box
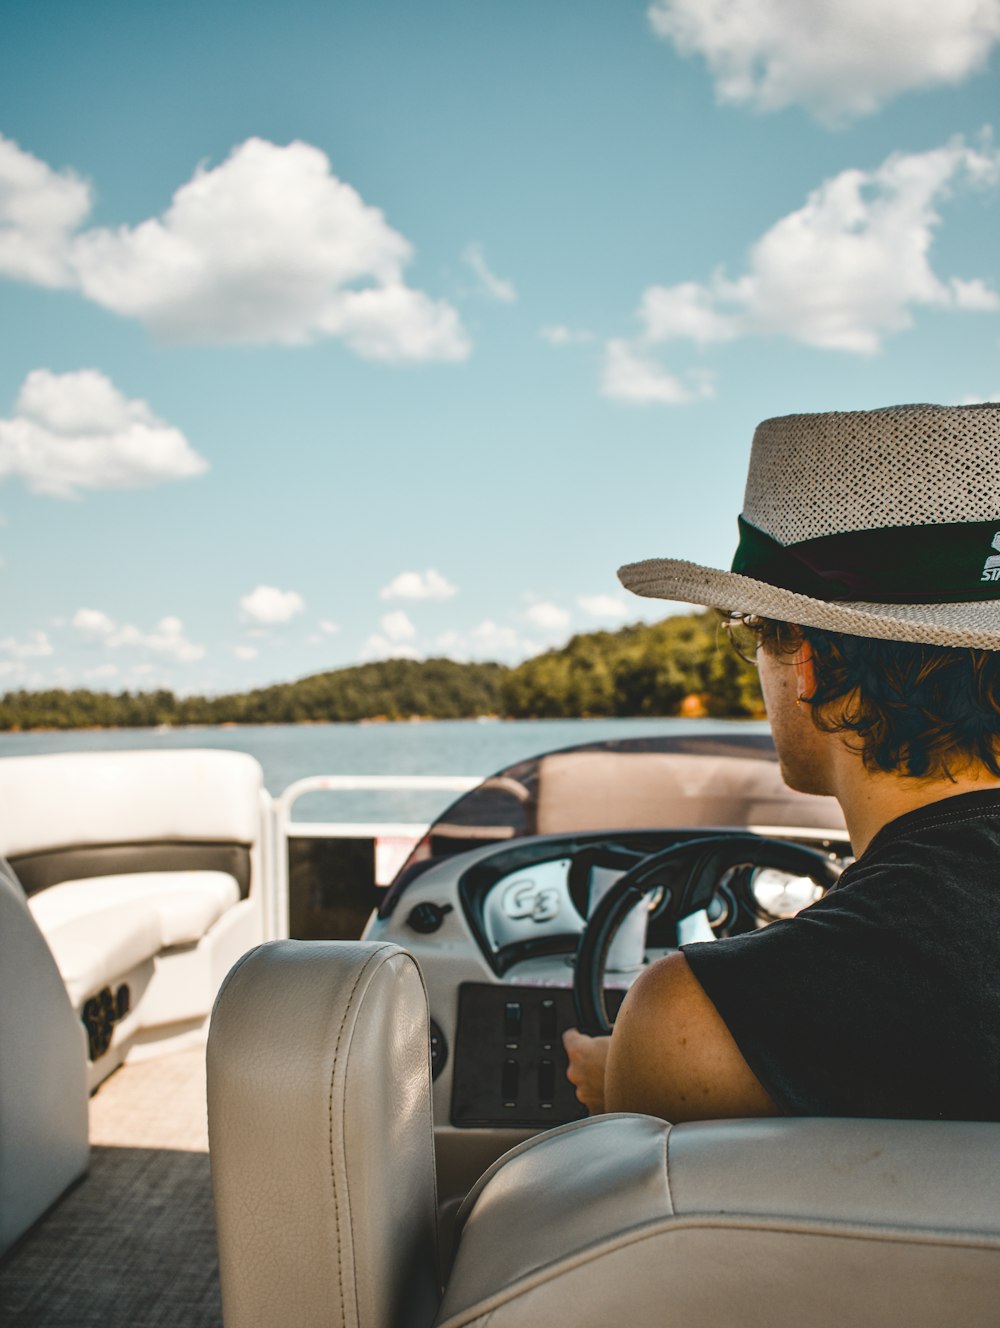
[438,1114,1000,1328]
[208,940,439,1328]
[534,750,845,835]
[0,859,88,1258]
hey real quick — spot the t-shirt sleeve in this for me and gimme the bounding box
[681,884,964,1118]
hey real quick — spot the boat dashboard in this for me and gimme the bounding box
[366,821,852,1135]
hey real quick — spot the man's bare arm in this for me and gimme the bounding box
[604,952,781,1122]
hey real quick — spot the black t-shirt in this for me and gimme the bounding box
[681,790,1000,1121]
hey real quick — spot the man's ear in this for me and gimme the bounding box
[792,641,817,702]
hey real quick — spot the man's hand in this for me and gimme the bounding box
[562,1028,611,1114]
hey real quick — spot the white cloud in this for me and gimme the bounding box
[240,584,306,625]
[380,610,416,642]
[87,663,119,680]
[0,136,468,360]
[639,283,741,346]
[72,607,115,636]
[233,644,258,660]
[462,243,517,302]
[0,629,54,659]
[525,601,572,632]
[379,568,457,601]
[318,619,339,635]
[610,137,1000,396]
[0,134,92,286]
[0,369,208,499]
[601,339,716,405]
[961,392,1000,403]
[647,0,1000,124]
[434,620,538,663]
[72,608,203,662]
[540,324,595,345]
[361,635,422,662]
[578,594,632,620]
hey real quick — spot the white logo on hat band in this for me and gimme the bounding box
[981,532,1000,584]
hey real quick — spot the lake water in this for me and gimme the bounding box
[0,716,770,824]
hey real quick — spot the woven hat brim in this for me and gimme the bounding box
[618,558,1000,650]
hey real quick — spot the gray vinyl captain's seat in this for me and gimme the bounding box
[208,942,1000,1328]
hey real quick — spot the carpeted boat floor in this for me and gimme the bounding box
[0,1048,221,1327]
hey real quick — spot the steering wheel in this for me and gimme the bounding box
[573,834,843,1036]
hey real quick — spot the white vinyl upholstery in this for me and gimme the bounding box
[0,860,88,1258]
[0,749,269,1088]
[207,941,1000,1328]
[208,941,439,1328]
[438,1114,1000,1328]
[0,748,264,857]
[30,871,241,1007]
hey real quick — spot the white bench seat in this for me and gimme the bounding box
[29,871,241,1008]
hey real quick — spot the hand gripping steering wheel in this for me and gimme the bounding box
[572,834,843,1036]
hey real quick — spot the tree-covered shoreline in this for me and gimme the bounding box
[0,612,763,731]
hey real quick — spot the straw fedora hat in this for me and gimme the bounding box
[618,403,1000,649]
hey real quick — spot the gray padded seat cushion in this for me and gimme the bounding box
[437,1115,1000,1328]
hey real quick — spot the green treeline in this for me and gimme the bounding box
[499,612,761,719]
[0,612,762,731]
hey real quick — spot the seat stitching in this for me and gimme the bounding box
[328,944,393,1328]
[663,1123,675,1215]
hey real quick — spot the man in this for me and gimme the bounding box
[564,402,1000,1123]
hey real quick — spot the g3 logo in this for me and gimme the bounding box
[501,878,561,924]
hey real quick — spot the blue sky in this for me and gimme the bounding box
[1,0,998,694]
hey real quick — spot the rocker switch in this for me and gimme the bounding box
[539,998,558,1044]
[538,1059,555,1104]
[501,1059,519,1106]
[504,1002,522,1046]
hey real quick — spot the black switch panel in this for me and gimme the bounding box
[451,983,626,1128]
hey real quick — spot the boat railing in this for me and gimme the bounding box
[271,774,480,939]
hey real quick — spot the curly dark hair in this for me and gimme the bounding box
[733,615,1000,779]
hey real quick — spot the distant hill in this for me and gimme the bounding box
[0,612,762,730]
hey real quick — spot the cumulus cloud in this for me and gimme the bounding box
[0,369,208,499]
[380,610,417,642]
[361,635,421,662]
[0,629,54,659]
[72,608,115,636]
[578,594,632,620]
[525,601,572,632]
[462,243,517,302]
[601,339,716,405]
[0,135,470,360]
[434,620,538,663]
[540,324,595,345]
[606,136,1000,403]
[647,0,1000,124]
[233,644,258,660]
[240,584,306,625]
[0,134,92,286]
[72,607,203,662]
[379,568,457,601]
[318,619,339,634]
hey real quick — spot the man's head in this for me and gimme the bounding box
[744,616,1000,785]
[617,402,1000,795]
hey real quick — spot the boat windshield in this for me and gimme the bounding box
[378,730,827,917]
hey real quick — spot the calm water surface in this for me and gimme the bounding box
[0,717,769,823]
